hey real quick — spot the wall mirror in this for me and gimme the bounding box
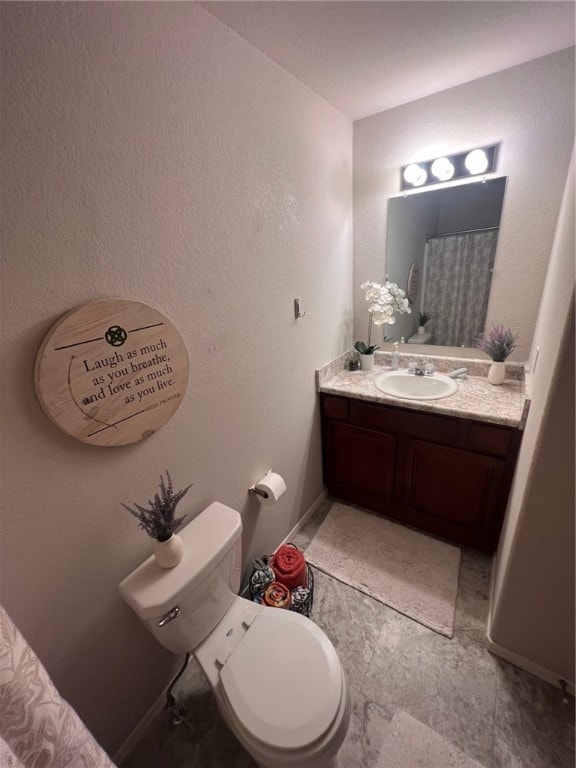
[385,176,507,349]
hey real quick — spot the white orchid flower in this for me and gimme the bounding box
[359,278,411,347]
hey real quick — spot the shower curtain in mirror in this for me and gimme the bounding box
[423,229,499,347]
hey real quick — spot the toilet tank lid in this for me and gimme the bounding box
[407,332,431,343]
[118,502,242,620]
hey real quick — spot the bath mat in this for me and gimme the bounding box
[376,710,485,768]
[305,502,461,637]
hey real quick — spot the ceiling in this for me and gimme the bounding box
[200,1,576,121]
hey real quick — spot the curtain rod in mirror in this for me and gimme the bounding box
[426,225,499,242]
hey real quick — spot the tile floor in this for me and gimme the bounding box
[121,500,574,768]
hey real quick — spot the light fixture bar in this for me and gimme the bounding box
[401,144,498,190]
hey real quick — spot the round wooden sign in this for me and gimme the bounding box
[35,299,189,446]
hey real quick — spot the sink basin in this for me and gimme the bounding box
[374,371,458,401]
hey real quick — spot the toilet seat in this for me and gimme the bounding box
[219,609,343,751]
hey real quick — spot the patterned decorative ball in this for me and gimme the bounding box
[250,566,275,594]
[291,586,310,610]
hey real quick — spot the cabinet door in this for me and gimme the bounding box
[401,438,505,545]
[323,421,396,508]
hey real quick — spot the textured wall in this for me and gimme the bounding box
[0,2,352,755]
[353,48,575,361]
[488,152,575,685]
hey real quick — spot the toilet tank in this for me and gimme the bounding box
[119,502,242,655]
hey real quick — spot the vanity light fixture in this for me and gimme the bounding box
[401,144,498,190]
[464,148,489,175]
[403,163,427,187]
[431,156,454,182]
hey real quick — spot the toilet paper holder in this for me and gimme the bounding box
[248,470,287,507]
[248,469,274,499]
[249,486,269,499]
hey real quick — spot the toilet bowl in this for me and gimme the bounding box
[119,502,351,768]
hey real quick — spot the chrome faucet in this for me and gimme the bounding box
[408,358,435,376]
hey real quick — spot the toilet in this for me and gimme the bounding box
[119,502,351,768]
[407,331,431,344]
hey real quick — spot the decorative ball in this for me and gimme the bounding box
[250,566,275,594]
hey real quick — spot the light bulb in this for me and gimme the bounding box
[431,157,454,181]
[403,163,427,187]
[465,149,489,175]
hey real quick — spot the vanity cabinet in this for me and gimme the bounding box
[320,393,522,553]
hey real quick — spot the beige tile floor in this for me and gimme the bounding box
[122,500,574,768]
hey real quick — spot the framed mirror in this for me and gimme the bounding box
[385,176,507,348]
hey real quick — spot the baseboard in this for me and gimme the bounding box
[112,679,173,765]
[485,560,574,696]
[279,488,328,547]
[483,629,575,696]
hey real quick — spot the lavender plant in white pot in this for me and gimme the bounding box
[121,471,192,568]
[475,325,519,385]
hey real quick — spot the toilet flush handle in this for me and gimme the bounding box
[158,606,180,627]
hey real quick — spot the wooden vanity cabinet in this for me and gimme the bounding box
[320,393,522,553]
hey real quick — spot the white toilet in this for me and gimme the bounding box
[119,502,351,768]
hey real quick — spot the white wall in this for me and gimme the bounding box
[354,48,575,360]
[0,2,352,755]
[487,151,575,687]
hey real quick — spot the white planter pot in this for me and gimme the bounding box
[359,353,375,371]
[417,326,427,335]
[487,361,506,385]
[154,533,184,568]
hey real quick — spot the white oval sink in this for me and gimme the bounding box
[374,371,458,401]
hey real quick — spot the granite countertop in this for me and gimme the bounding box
[317,351,531,429]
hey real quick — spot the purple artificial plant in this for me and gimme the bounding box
[121,471,192,541]
[475,324,519,363]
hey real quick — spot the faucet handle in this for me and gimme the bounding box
[410,357,428,376]
[424,360,435,375]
